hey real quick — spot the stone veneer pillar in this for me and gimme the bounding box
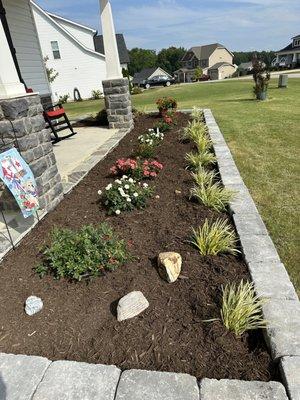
[0,94,63,212]
[102,78,134,130]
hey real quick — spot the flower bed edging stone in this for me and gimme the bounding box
[204,108,300,400]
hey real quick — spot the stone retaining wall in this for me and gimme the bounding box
[0,94,63,212]
[204,108,300,400]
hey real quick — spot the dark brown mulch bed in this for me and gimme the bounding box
[0,113,277,381]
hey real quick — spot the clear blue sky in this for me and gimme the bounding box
[35,0,299,52]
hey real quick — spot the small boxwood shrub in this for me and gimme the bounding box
[36,224,130,281]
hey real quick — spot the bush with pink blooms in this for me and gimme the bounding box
[110,158,163,180]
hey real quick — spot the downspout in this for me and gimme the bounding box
[0,0,26,88]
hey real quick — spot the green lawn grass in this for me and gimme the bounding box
[65,79,300,293]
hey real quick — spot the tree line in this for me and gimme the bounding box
[127,47,276,76]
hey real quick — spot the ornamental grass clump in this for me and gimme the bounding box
[193,134,212,153]
[99,176,153,215]
[185,151,216,170]
[221,280,268,336]
[190,218,238,256]
[191,107,204,122]
[181,120,208,142]
[190,183,235,212]
[35,223,130,281]
[191,166,217,187]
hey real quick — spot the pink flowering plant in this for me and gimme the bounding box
[98,176,153,215]
[110,158,163,180]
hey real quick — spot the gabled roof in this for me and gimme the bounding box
[208,62,235,70]
[132,67,171,84]
[94,34,130,64]
[31,1,105,58]
[239,61,253,69]
[277,42,300,53]
[182,43,233,61]
[47,12,97,34]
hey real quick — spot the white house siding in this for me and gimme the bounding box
[149,67,172,79]
[3,0,51,96]
[49,15,96,49]
[32,5,107,101]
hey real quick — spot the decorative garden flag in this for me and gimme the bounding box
[0,148,39,218]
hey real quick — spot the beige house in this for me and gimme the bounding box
[175,43,236,82]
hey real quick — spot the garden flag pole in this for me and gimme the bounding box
[99,0,122,79]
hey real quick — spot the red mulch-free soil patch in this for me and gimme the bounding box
[0,113,278,381]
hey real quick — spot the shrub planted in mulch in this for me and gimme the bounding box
[0,109,277,382]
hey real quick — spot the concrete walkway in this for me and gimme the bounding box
[53,126,117,181]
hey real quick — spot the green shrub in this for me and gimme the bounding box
[91,89,102,100]
[190,218,238,256]
[221,280,268,336]
[99,176,153,215]
[136,143,156,158]
[154,120,171,133]
[36,224,130,281]
[191,167,217,187]
[190,183,235,212]
[95,109,108,126]
[131,86,143,95]
[185,151,216,170]
[58,94,70,104]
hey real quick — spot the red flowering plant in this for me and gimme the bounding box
[156,97,177,116]
[110,158,163,180]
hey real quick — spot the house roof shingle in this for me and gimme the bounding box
[182,43,231,61]
[208,62,235,70]
[94,34,130,64]
[277,42,300,53]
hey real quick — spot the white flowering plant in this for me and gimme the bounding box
[98,176,153,215]
[138,128,164,146]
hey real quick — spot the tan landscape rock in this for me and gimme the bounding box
[117,291,149,322]
[158,252,182,283]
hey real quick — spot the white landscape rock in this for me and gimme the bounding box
[25,296,43,316]
[117,291,149,322]
[158,252,182,283]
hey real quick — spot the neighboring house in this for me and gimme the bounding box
[273,35,300,68]
[1,0,51,104]
[132,67,172,86]
[94,34,130,71]
[175,43,236,82]
[238,61,253,73]
[31,2,129,101]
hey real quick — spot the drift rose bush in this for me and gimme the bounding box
[156,97,177,115]
[99,176,153,215]
[110,158,163,180]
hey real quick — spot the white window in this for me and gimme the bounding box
[51,41,61,59]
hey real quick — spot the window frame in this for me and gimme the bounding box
[51,41,61,60]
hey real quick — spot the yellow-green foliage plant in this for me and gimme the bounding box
[185,151,216,170]
[190,182,235,212]
[191,106,204,123]
[191,166,217,187]
[221,280,268,336]
[193,134,212,153]
[190,218,238,256]
[181,119,208,142]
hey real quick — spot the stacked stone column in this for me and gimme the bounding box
[102,78,134,130]
[0,94,63,212]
